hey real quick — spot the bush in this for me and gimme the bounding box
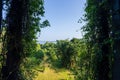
[34,50,44,60]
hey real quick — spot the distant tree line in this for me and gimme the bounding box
[40,38,83,69]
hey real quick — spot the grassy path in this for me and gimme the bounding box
[35,67,74,80]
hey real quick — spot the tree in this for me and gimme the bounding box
[1,0,29,80]
[112,0,120,80]
[56,39,81,69]
[95,0,110,80]
[75,39,90,80]
[83,0,111,80]
[42,42,57,62]
[1,0,49,79]
[56,40,72,68]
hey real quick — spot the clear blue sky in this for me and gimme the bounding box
[38,0,86,41]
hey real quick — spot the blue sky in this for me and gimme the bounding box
[38,0,86,41]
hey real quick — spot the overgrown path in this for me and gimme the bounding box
[35,66,75,80]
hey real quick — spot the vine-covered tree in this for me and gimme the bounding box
[95,0,110,80]
[82,0,111,80]
[1,0,29,80]
[1,0,49,80]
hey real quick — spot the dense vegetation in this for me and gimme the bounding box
[0,0,49,80]
[0,0,120,80]
[27,38,87,80]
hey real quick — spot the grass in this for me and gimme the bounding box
[35,66,75,80]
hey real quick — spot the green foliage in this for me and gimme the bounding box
[18,0,50,79]
[37,38,83,70]
[78,0,112,80]
[22,0,50,57]
[41,42,60,67]
[56,40,71,68]
[20,47,44,80]
[0,0,114,80]
[20,57,39,80]
[19,38,90,80]
[34,50,44,60]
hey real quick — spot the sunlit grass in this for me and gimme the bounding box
[35,67,74,80]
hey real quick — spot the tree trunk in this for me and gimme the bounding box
[95,0,110,80]
[1,0,28,80]
[112,0,120,80]
[97,6,110,80]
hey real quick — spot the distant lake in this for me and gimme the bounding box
[38,41,56,44]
